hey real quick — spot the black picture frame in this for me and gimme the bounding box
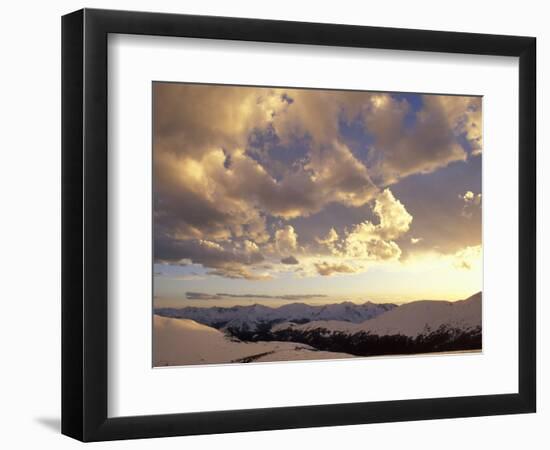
[61,8,536,442]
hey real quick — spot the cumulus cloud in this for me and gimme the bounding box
[372,189,413,239]
[313,189,412,263]
[315,227,341,255]
[341,189,412,260]
[275,225,298,253]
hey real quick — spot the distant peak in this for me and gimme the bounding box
[464,292,482,302]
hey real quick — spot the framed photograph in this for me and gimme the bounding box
[62,8,536,441]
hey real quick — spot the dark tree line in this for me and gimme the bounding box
[226,324,482,357]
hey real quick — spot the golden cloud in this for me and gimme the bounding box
[314,261,356,276]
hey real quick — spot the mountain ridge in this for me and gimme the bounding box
[267,292,482,356]
[273,292,481,338]
[155,299,398,331]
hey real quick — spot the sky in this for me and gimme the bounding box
[153,83,482,308]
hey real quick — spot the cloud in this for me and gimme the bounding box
[366,95,478,183]
[315,227,341,255]
[314,261,356,276]
[155,237,267,280]
[154,85,381,229]
[209,267,273,281]
[316,227,339,245]
[225,143,378,220]
[453,245,482,270]
[271,88,364,145]
[153,84,479,281]
[313,188,412,263]
[273,90,481,184]
[243,240,260,254]
[437,96,482,156]
[410,237,422,244]
[373,188,413,239]
[153,84,383,251]
[154,149,270,242]
[461,190,482,218]
[461,191,482,205]
[154,83,288,159]
[185,292,220,300]
[460,191,481,205]
[342,189,412,260]
[281,255,299,265]
[275,225,298,253]
[155,186,413,280]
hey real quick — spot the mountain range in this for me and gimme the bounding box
[155,301,396,332]
[154,292,482,365]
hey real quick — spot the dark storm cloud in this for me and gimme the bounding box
[281,255,299,265]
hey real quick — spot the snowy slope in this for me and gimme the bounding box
[153,315,353,366]
[273,292,481,338]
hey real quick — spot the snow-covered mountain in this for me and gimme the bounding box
[270,293,482,356]
[155,300,396,334]
[154,315,353,367]
[274,292,481,337]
